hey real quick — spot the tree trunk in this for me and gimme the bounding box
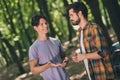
[3,0,24,61]
[85,0,113,47]
[36,0,56,37]
[62,0,74,42]
[0,44,13,66]
[1,38,25,74]
[17,1,32,45]
[102,0,120,43]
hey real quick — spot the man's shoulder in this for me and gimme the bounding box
[89,22,100,29]
[29,40,38,49]
[49,37,59,42]
[90,22,99,27]
[49,37,60,45]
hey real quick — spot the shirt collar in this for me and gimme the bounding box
[78,22,91,32]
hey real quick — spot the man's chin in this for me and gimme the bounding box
[72,24,78,26]
[72,25,79,31]
[72,22,79,25]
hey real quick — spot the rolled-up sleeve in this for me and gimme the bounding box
[94,26,108,57]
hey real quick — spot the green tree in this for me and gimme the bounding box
[85,0,113,47]
[0,33,25,74]
[36,0,56,37]
[102,0,120,43]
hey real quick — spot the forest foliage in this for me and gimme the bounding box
[0,0,120,76]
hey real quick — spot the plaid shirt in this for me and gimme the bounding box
[79,22,114,80]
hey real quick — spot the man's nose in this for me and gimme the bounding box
[70,17,72,21]
[44,24,48,28]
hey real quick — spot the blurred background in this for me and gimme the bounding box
[0,0,120,80]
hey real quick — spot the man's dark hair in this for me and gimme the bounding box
[31,14,47,27]
[67,2,88,19]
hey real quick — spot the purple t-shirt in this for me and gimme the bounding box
[29,37,69,80]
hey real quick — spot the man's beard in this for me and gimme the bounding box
[71,18,80,25]
[71,18,80,30]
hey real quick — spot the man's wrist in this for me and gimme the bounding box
[63,57,69,63]
[83,54,87,60]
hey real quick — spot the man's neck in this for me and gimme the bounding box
[38,34,48,41]
[79,18,89,29]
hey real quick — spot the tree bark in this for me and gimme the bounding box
[85,0,113,47]
[36,0,56,37]
[102,0,120,43]
[1,38,25,74]
[3,0,24,61]
[62,0,75,42]
[17,1,32,45]
[0,43,13,66]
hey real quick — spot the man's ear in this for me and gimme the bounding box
[78,11,82,17]
[33,26,37,31]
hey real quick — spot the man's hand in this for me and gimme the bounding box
[72,53,86,63]
[47,61,59,68]
[58,57,69,68]
[77,54,86,62]
[72,53,79,63]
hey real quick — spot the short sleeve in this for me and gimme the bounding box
[29,46,38,61]
[58,40,65,59]
[59,42,65,53]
